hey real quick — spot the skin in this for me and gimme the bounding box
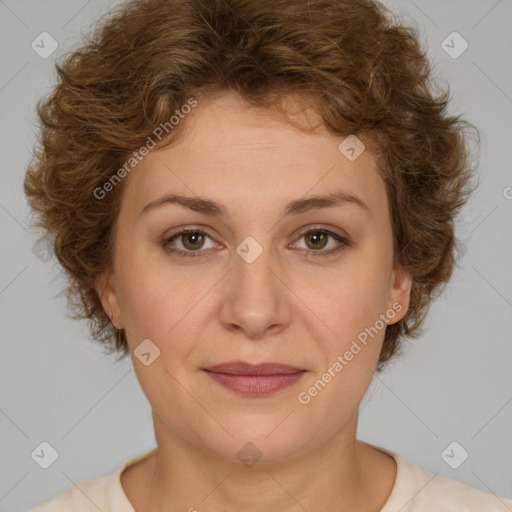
[97,91,412,512]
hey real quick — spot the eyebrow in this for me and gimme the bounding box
[140,188,370,218]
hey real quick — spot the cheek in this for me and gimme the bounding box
[300,255,392,366]
[305,259,391,333]
[302,276,388,408]
[115,252,214,354]
[114,248,172,343]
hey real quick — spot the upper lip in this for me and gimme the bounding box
[204,361,305,376]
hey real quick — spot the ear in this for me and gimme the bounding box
[386,266,412,324]
[95,271,123,330]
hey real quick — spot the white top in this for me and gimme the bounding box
[28,444,512,511]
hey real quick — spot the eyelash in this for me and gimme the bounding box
[162,227,349,259]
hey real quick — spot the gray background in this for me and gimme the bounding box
[0,0,511,510]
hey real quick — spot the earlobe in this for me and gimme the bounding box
[95,272,123,329]
[388,266,412,323]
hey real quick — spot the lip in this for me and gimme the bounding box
[203,361,306,396]
[204,361,304,375]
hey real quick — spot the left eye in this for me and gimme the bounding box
[163,228,349,259]
[164,229,217,255]
[293,229,346,254]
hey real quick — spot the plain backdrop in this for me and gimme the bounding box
[0,0,511,510]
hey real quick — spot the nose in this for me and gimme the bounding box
[217,237,292,339]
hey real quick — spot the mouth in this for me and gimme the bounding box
[203,361,306,396]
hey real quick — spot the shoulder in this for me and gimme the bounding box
[27,449,155,512]
[27,472,112,512]
[413,463,512,511]
[374,444,512,512]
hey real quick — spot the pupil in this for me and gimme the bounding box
[185,232,203,249]
[308,232,326,249]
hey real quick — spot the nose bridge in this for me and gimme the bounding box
[233,233,278,293]
[218,231,291,337]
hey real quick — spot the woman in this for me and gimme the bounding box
[24,0,512,510]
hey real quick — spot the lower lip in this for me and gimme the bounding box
[204,370,306,396]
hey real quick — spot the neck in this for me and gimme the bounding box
[122,410,396,512]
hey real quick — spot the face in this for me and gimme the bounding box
[98,91,411,463]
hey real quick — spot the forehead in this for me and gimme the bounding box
[121,92,387,220]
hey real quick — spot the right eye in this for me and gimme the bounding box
[162,228,219,258]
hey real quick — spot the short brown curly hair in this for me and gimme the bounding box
[23,0,479,372]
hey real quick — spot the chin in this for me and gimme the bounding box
[196,419,309,465]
